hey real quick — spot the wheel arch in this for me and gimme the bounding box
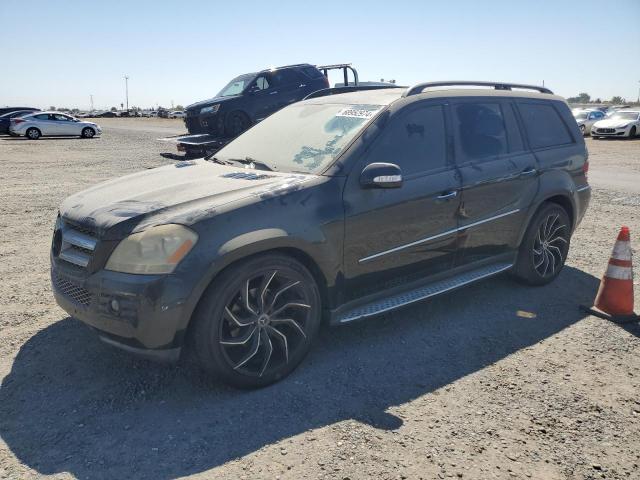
[516,191,576,247]
[178,233,332,345]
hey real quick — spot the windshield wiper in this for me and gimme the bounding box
[227,157,274,171]
[205,154,232,165]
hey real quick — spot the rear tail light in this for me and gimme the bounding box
[582,159,589,179]
[11,118,25,124]
[323,75,330,88]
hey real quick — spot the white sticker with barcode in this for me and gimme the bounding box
[336,106,381,119]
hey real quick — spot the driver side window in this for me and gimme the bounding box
[255,76,270,91]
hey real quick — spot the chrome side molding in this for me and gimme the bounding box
[359,209,520,264]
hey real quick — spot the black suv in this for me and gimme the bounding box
[184,63,330,137]
[51,81,590,388]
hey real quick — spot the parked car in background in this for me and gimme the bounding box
[170,111,185,119]
[0,109,40,134]
[50,81,589,388]
[573,109,605,135]
[0,106,40,116]
[184,63,332,138]
[97,111,118,118]
[10,112,102,139]
[592,110,640,139]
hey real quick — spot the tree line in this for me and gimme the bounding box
[566,93,633,105]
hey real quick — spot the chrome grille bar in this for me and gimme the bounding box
[59,248,91,268]
[64,229,97,251]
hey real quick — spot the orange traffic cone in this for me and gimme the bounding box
[581,226,638,324]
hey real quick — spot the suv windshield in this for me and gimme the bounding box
[214,103,383,174]
[610,112,639,121]
[216,73,256,97]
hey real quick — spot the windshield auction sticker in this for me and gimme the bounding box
[336,105,382,119]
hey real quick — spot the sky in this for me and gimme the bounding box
[1,0,639,110]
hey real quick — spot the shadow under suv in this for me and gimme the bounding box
[51,81,591,388]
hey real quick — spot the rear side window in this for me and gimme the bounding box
[271,69,301,86]
[34,114,49,120]
[300,67,323,79]
[517,102,573,149]
[368,104,447,175]
[453,102,507,160]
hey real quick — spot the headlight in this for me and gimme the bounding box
[105,224,198,274]
[200,104,220,115]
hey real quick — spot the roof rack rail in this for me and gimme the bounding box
[402,81,553,97]
[304,85,404,100]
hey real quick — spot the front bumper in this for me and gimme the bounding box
[51,258,193,361]
[591,126,630,137]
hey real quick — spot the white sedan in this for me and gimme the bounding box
[591,110,640,139]
[170,111,185,119]
[9,112,102,140]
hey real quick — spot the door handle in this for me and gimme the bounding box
[519,167,537,177]
[436,190,458,200]
[269,91,279,95]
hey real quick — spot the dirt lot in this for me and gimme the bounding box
[0,118,639,480]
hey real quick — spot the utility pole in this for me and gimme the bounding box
[90,94,94,112]
[124,75,129,112]
[637,80,639,104]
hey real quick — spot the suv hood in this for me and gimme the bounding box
[59,160,313,239]
[186,95,241,112]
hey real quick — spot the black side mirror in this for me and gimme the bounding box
[360,162,403,189]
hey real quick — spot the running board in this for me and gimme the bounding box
[336,262,513,324]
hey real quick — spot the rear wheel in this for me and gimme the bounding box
[191,253,321,388]
[579,124,586,135]
[81,127,95,138]
[629,126,637,139]
[512,203,571,286]
[26,127,41,140]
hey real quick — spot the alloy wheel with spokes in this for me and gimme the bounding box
[513,203,571,286]
[192,253,321,388]
[532,212,568,279]
[219,269,312,377]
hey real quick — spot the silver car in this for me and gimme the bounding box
[9,111,102,140]
[573,109,605,136]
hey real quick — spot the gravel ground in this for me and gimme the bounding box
[0,120,639,480]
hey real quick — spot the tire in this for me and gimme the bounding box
[26,127,41,140]
[512,203,571,286]
[224,111,251,137]
[81,127,95,139]
[191,253,322,388]
[629,126,637,139]
[579,124,585,135]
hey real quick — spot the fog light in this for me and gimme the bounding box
[110,299,120,312]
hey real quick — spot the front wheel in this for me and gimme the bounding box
[580,124,586,135]
[191,253,321,388]
[81,127,95,138]
[224,111,250,138]
[512,203,571,286]
[629,126,637,139]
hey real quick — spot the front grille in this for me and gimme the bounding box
[56,220,99,268]
[53,272,92,306]
[597,128,615,134]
